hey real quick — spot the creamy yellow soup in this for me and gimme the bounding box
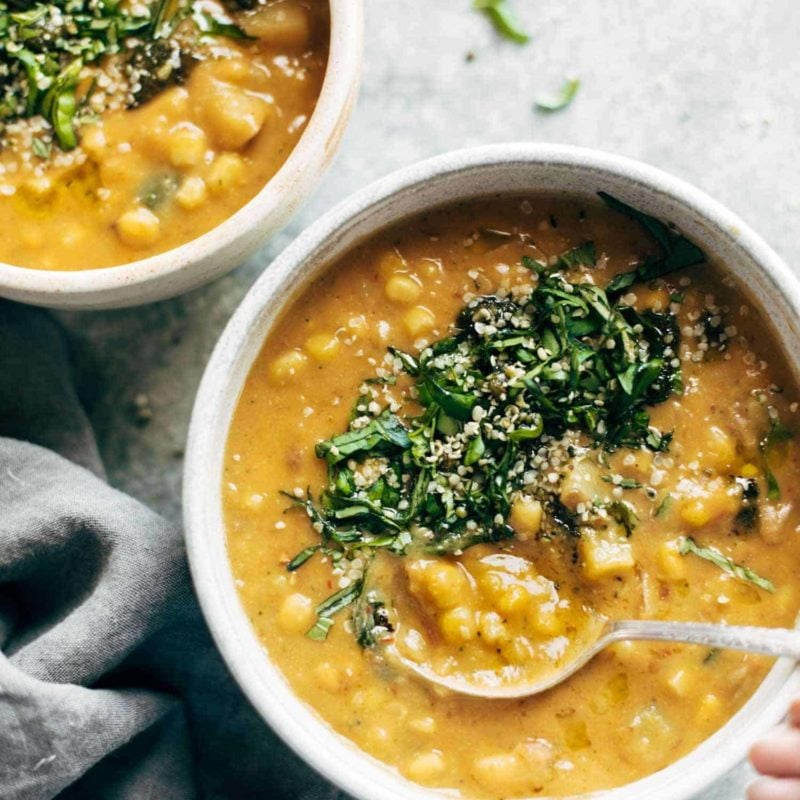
[0,0,328,270]
[224,196,800,798]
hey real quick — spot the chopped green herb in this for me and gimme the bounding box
[473,0,530,44]
[0,0,249,151]
[601,475,642,490]
[654,493,673,517]
[31,137,51,160]
[286,546,319,572]
[535,77,581,112]
[287,230,699,643]
[761,417,793,501]
[305,581,363,641]
[598,192,706,295]
[679,536,774,592]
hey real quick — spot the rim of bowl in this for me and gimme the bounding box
[184,142,800,800]
[0,0,363,309]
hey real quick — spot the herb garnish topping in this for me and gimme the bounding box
[0,0,247,151]
[535,77,581,112]
[287,202,703,640]
[679,536,774,593]
[473,0,530,44]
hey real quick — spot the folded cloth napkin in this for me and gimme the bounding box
[0,300,345,800]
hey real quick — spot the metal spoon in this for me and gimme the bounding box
[385,618,800,699]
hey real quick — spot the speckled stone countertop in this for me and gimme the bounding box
[56,1,800,796]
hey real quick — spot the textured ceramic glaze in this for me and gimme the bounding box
[184,144,800,800]
[0,0,363,310]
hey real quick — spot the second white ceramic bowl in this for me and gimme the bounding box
[0,0,363,310]
[184,143,800,800]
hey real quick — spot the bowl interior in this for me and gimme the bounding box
[184,144,800,800]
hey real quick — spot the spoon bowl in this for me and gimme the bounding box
[385,619,800,699]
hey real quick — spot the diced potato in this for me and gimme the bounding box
[115,207,160,248]
[561,719,592,751]
[240,2,312,47]
[665,667,693,697]
[200,81,271,149]
[385,274,422,304]
[305,332,340,362]
[695,692,722,723]
[509,496,543,540]
[404,306,436,337]
[580,529,635,579]
[529,603,563,637]
[278,592,314,633]
[270,349,308,382]
[472,753,532,795]
[701,425,737,472]
[560,457,607,509]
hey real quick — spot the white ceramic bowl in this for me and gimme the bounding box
[0,0,363,311]
[184,143,800,800]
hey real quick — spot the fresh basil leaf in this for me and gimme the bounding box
[679,536,774,592]
[535,77,581,112]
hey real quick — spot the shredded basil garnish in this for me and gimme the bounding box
[285,221,699,641]
[761,417,793,501]
[535,77,581,112]
[679,536,774,593]
[473,0,530,44]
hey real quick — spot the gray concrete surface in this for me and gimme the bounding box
[56,1,800,795]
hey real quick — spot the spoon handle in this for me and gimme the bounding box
[610,619,800,660]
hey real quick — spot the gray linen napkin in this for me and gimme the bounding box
[0,301,344,800]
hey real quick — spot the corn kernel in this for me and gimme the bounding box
[278,593,314,633]
[509,496,543,540]
[176,176,208,210]
[270,349,308,382]
[404,305,436,336]
[168,122,208,167]
[496,583,532,616]
[207,153,246,192]
[385,274,422,304]
[439,606,476,644]
[704,426,737,471]
[656,539,686,581]
[115,207,160,248]
[500,635,534,665]
[305,333,340,362]
[741,463,759,478]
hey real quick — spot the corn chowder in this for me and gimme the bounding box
[0,0,328,269]
[224,194,800,798]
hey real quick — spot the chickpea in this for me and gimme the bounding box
[377,249,406,278]
[439,606,476,644]
[385,274,422,304]
[406,559,471,610]
[305,333,340,362]
[116,207,160,248]
[277,593,314,633]
[207,153,247,193]
[270,349,308,382]
[405,751,445,783]
[167,122,208,167]
[176,177,208,211]
[404,305,436,337]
